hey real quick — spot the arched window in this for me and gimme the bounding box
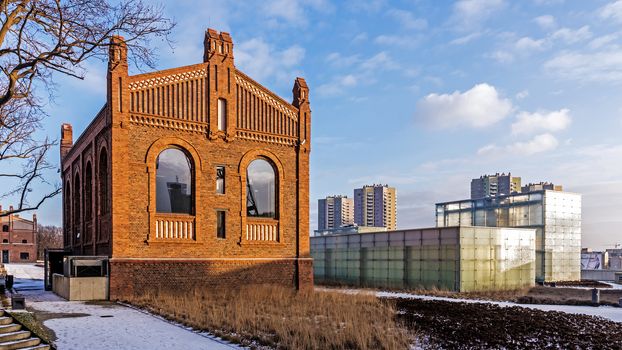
[2,239,7,243]
[246,159,277,218]
[1,225,8,232]
[99,149,109,215]
[85,162,93,241]
[64,180,71,246]
[73,174,81,241]
[156,147,193,214]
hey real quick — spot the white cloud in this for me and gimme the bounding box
[450,32,483,45]
[600,0,622,24]
[352,32,368,42]
[325,52,360,68]
[478,133,559,156]
[347,0,386,13]
[544,50,622,82]
[451,0,506,30]
[235,38,305,83]
[317,51,397,96]
[534,15,556,30]
[386,9,427,30]
[359,51,397,70]
[262,0,304,23]
[515,36,547,52]
[374,35,420,48]
[589,33,619,49]
[550,26,592,44]
[533,0,565,4]
[414,83,513,129]
[515,90,529,100]
[487,50,514,63]
[511,109,571,135]
[317,74,358,96]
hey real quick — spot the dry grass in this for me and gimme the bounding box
[126,285,411,350]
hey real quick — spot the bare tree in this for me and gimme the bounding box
[37,224,62,259]
[0,0,174,217]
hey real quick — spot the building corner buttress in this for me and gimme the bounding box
[107,35,130,258]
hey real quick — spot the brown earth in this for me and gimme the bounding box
[393,298,622,349]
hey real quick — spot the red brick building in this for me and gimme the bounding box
[60,29,312,299]
[0,206,38,263]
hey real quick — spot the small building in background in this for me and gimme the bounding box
[470,173,521,199]
[318,195,354,231]
[522,182,563,193]
[580,248,608,270]
[607,249,622,270]
[0,205,38,263]
[354,184,397,230]
[313,225,387,237]
[436,190,581,282]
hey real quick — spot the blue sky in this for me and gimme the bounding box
[18,0,622,249]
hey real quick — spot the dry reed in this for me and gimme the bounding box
[126,285,411,350]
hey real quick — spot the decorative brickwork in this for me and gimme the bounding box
[60,29,312,298]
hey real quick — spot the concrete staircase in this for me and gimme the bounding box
[0,311,49,350]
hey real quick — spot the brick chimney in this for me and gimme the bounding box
[60,123,73,161]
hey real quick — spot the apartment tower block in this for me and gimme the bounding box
[318,196,354,230]
[471,173,521,199]
[354,184,396,230]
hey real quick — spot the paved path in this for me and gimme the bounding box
[5,264,241,350]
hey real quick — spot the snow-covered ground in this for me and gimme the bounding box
[317,286,622,323]
[5,264,242,350]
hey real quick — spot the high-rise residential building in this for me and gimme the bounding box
[317,195,354,231]
[470,173,521,199]
[354,184,396,230]
[522,182,563,193]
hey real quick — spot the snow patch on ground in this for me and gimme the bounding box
[5,264,243,350]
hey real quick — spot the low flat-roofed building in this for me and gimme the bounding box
[311,226,536,292]
[313,225,387,237]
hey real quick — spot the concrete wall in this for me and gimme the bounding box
[581,269,621,282]
[311,226,535,292]
[53,273,109,300]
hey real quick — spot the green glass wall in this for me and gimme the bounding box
[311,226,535,292]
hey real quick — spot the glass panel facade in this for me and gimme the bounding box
[246,159,276,218]
[435,190,581,281]
[156,147,193,214]
[310,227,535,292]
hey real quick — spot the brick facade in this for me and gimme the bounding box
[0,206,38,263]
[60,29,313,299]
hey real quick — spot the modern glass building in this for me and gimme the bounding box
[436,190,581,282]
[311,226,535,292]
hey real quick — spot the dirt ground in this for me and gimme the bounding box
[393,298,622,349]
[517,286,622,306]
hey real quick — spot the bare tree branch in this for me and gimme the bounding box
[0,0,174,217]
